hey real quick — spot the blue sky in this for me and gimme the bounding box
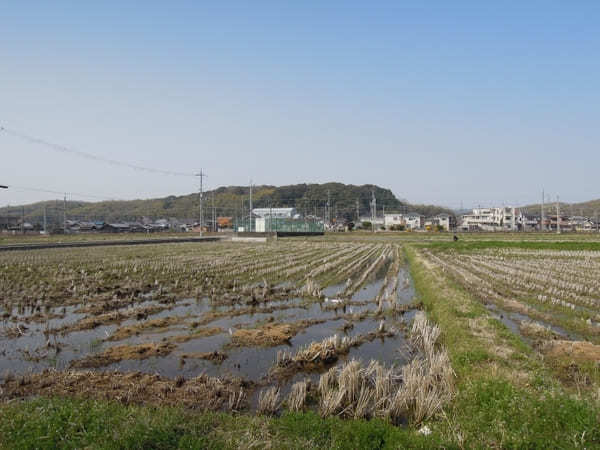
[2,1,599,209]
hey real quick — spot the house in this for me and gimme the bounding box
[128,222,147,232]
[78,222,99,232]
[520,215,539,231]
[155,219,170,229]
[546,215,572,232]
[105,223,131,233]
[384,214,404,228]
[0,216,21,231]
[427,213,455,231]
[460,207,519,231]
[568,216,595,232]
[403,213,424,231]
[217,217,233,229]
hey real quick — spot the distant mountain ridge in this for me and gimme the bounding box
[523,198,600,218]
[5,183,454,227]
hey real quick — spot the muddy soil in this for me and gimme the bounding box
[541,340,600,363]
[1,369,253,411]
[70,343,177,368]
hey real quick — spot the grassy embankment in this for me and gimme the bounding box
[0,397,448,449]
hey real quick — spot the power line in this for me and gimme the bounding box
[0,125,196,178]
[6,184,120,201]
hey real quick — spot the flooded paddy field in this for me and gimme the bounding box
[1,240,446,421]
[422,245,600,368]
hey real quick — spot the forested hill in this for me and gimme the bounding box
[9,183,454,225]
[523,199,600,218]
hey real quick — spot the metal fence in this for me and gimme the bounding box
[234,217,324,233]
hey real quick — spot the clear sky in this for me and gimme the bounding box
[2,1,599,209]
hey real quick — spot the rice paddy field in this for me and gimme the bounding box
[1,233,600,448]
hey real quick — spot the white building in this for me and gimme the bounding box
[384,214,404,228]
[428,213,455,231]
[569,216,596,232]
[460,207,519,231]
[254,217,267,232]
[383,213,424,230]
[252,208,297,219]
[404,213,424,230]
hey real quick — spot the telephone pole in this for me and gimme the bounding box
[43,205,47,234]
[195,170,206,236]
[326,190,331,225]
[239,197,244,232]
[63,194,67,234]
[541,189,545,232]
[211,190,215,232]
[356,199,360,223]
[249,180,253,232]
[556,196,560,234]
[370,189,376,233]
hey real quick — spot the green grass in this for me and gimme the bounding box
[404,246,600,448]
[0,397,446,450]
[453,378,600,448]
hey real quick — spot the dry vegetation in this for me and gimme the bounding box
[4,234,600,447]
[0,239,437,426]
[422,244,600,396]
[1,369,251,411]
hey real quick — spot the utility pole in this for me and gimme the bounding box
[249,180,253,232]
[195,170,206,236]
[21,206,25,234]
[556,196,560,234]
[211,190,215,232]
[43,205,47,234]
[541,189,545,232]
[356,199,359,223]
[512,207,516,231]
[326,190,331,225]
[63,194,67,234]
[370,189,376,233]
[596,210,599,233]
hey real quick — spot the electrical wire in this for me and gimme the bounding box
[5,185,121,201]
[0,125,196,178]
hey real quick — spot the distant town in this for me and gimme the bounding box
[2,205,598,235]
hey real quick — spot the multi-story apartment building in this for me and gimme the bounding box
[460,207,519,231]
